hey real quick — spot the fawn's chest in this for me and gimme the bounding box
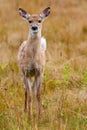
[19,43,43,76]
[18,41,43,68]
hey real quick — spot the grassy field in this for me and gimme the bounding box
[0,0,87,129]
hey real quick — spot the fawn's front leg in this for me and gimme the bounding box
[23,76,28,112]
[33,73,43,119]
[23,76,33,120]
[27,78,33,120]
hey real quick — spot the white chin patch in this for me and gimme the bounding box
[33,30,38,33]
[41,37,46,51]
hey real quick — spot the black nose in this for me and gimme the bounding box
[32,26,38,31]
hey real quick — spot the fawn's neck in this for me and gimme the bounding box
[27,29,42,50]
[28,29,41,40]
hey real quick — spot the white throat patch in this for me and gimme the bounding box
[30,29,41,39]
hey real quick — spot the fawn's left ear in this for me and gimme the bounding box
[40,7,50,19]
[18,8,30,20]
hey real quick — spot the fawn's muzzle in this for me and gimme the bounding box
[32,26,38,31]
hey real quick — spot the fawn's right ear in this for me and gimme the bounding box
[40,7,50,19]
[18,8,30,20]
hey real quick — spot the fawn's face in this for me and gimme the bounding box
[19,7,50,34]
[27,15,43,33]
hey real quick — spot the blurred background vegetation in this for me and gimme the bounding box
[0,0,87,129]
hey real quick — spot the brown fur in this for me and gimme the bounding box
[18,7,50,120]
[18,38,45,73]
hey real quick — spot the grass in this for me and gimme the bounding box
[0,0,87,129]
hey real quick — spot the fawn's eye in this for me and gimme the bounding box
[29,20,33,23]
[38,20,42,23]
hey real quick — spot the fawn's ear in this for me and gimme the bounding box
[18,8,30,20]
[40,7,50,19]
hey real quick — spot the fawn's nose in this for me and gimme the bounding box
[32,26,38,31]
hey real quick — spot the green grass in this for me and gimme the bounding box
[0,62,87,130]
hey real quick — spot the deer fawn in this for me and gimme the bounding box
[18,7,50,120]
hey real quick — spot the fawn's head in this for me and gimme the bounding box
[18,7,50,35]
